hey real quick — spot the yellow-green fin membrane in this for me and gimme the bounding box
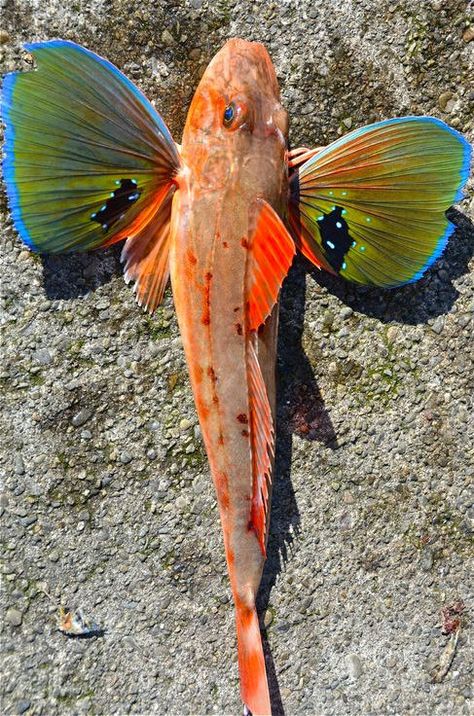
[1,40,180,253]
[289,117,472,287]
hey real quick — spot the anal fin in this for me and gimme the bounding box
[247,336,274,556]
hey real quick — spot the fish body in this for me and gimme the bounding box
[2,36,471,716]
[170,40,289,712]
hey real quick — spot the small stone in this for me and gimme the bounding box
[342,491,355,505]
[176,495,187,510]
[71,408,94,427]
[462,26,474,43]
[263,609,274,627]
[386,326,398,342]
[342,117,352,129]
[49,550,60,563]
[15,700,31,715]
[161,29,174,46]
[33,348,52,365]
[120,451,133,464]
[0,30,11,44]
[437,91,453,112]
[179,418,194,431]
[328,361,338,375]
[340,306,353,319]
[14,454,25,475]
[430,316,444,334]
[331,481,341,492]
[6,607,23,626]
[420,548,434,572]
[346,653,363,678]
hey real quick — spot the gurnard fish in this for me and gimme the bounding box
[1,38,471,715]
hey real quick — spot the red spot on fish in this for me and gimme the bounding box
[187,250,197,265]
[233,306,240,313]
[215,471,229,509]
[201,271,213,325]
[236,323,243,335]
[241,237,249,249]
[241,429,249,437]
[223,241,229,248]
[237,413,248,424]
[212,394,219,405]
[218,433,225,445]
[207,366,217,382]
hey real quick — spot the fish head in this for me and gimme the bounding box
[181,39,288,197]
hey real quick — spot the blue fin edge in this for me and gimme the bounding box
[1,71,36,249]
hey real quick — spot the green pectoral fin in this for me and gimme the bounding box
[289,117,472,287]
[2,40,180,254]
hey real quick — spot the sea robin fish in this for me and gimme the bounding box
[1,38,471,715]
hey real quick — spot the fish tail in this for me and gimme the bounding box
[235,600,271,716]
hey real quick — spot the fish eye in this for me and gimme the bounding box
[223,103,235,126]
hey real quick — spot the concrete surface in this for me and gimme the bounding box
[1,1,473,714]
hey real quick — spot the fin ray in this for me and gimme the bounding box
[246,199,295,330]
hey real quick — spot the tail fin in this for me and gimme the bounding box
[236,603,271,716]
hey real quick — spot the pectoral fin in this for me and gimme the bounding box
[289,117,472,287]
[121,183,175,313]
[2,40,180,260]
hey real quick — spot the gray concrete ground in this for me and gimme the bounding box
[1,1,473,714]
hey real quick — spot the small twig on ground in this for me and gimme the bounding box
[431,629,460,684]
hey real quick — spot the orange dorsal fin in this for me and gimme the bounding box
[247,336,274,556]
[247,199,296,331]
[120,183,175,313]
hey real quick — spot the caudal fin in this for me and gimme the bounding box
[236,604,271,716]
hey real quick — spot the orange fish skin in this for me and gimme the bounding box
[169,39,289,715]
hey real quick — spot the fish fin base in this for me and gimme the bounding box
[121,183,175,313]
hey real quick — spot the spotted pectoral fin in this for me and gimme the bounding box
[2,40,180,254]
[246,199,296,331]
[247,335,274,556]
[289,117,472,287]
